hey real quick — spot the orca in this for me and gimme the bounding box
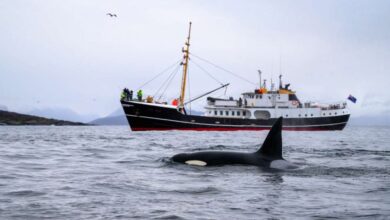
[171,117,297,170]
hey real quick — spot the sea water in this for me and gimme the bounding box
[0,126,389,219]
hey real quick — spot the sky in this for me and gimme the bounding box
[0,0,389,117]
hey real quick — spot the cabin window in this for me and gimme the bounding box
[335,112,338,115]
[323,113,325,116]
[214,110,217,115]
[232,111,235,116]
[305,114,307,117]
[268,96,271,99]
[225,111,229,116]
[237,111,241,116]
[209,111,212,114]
[260,95,262,99]
[286,114,288,117]
[220,111,223,115]
[299,114,301,117]
[329,113,332,115]
[311,114,313,117]
[243,111,246,116]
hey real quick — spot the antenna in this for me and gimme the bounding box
[279,74,283,89]
[258,70,262,89]
[279,52,282,76]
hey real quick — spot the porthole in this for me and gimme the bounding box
[305,114,307,117]
[286,114,288,118]
[299,114,301,117]
[335,112,337,115]
[323,113,325,116]
[329,113,331,115]
[311,114,313,117]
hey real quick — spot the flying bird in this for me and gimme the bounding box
[106,13,117,17]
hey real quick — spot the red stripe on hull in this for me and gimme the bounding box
[130,127,338,131]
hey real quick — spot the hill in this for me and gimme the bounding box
[0,110,86,126]
[89,115,128,125]
[26,108,98,123]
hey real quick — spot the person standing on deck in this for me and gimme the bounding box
[137,90,143,101]
[129,90,133,100]
[121,89,127,101]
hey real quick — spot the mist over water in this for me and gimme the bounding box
[0,126,389,219]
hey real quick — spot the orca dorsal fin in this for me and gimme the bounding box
[256,117,283,159]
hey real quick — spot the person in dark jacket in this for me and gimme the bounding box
[129,90,133,100]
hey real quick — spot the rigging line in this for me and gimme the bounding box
[190,53,257,86]
[189,59,224,85]
[153,64,180,98]
[157,64,181,101]
[137,59,182,90]
[187,66,191,114]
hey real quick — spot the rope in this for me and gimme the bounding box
[137,59,182,90]
[190,53,257,86]
[189,59,224,85]
[156,64,181,101]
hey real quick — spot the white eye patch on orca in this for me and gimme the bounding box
[185,160,207,166]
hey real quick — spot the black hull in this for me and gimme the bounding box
[121,100,350,131]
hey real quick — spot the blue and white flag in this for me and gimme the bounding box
[347,94,357,103]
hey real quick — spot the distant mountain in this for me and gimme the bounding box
[0,104,8,111]
[26,108,99,123]
[89,108,127,125]
[0,110,86,125]
[349,115,390,126]
[107,108,125,117]
[89,115,127,125]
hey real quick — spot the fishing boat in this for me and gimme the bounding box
[121,22,350,131]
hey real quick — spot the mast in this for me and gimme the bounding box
[258,69,262,89]
[179,22,192,110]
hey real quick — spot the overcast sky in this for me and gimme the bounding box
[1,0,389,117]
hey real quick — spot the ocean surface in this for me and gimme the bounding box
[0,125,389,219]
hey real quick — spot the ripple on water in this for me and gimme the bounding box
[0,126,389,219]
[4,190,46,197]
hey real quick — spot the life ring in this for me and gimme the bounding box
[292,100,299,106]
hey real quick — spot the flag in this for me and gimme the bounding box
[348,95,357,103]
